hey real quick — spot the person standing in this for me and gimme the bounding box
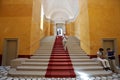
[62,33,68,51]
[97,48,111,71]
[56,30,59,38]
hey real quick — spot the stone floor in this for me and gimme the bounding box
[0,66,120,80]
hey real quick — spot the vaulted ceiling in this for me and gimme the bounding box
[42,0,79,24]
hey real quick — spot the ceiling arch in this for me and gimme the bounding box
[42,0,79,23]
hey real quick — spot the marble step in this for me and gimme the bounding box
[21,62,48,66]
[52,49,65,51]
[71,59,95,62]
[8,68,45,77]
[69,54,87,56]
[67,47,81,49]
[69,50,84,52]
[35,52,51,54]
[53,47,64,49]
[52,51,67,53]
[67,44,80,46]
[33,54,51,56]
[16,66,47,71]
[39,45,53,47]
[36,49,52,51]
[70,56,89,59]
[30,56,51,59]
[17,66,76,71]
[37,48,52,50]
[25,59,49,62]
[69,51,85,53]
[35,50,52,53]
[40,42,54,46]
[21,62,99,66]
[39,46,53,48]
[73,66,103,71]
[75,70,112,76]
[72,62,99,66]
[31,55,89,59]
[26,59,94,62]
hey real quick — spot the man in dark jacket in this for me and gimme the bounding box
[106,48,118,72]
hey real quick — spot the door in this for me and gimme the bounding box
[103,40,115,51]
[102,39,119,66]
[2,39,18,66]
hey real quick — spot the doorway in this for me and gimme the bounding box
[102,39,119,66]
[2,39,18,66]
[57,28,63,36]
[55,23,66,36]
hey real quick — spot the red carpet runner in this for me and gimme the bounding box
[45,36,76,78]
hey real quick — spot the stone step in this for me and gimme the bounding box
[71,59,95,62]
[68,49,82,50]
[72,62,99,66]
[53,49,64,52]
[36,50,52,53]
[70,56,89,59]
[70,50,85,52]
[69,54,87,56]
[52,51,66,53]
[67,44,80,46]
[73,66,103,71]
[39,46,53,48]
[39,47,53,49]
[21,62,48,66]
[36,50,52,52]
[25,59,49,62]
[53,47,64,49]
[16,66,47,71]
[40,43,54,45]
[17,66,76,71]
[33,54,51,56]
[30,56,51,59]
[39,45,53,47]
[21,61,99,66]
[35,52,51,54]
[75,70,112,76]
[69,51,85,53]
[26,59,94,62]
[69,50,84,52]
[9,68,45,77]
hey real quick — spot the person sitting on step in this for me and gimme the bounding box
[97,48,111,71]
[106,48,118,73]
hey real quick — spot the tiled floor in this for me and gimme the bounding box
[1,66,120,80]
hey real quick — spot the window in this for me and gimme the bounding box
[40,4,44,30]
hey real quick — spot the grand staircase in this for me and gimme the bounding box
[8,36,112,78]
[45,36,75,78]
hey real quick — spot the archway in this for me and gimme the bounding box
[57,28,63,36]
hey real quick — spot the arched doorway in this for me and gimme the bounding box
[57,28,63,36]
[55,23,66,36]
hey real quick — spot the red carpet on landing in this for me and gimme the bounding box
[45,36,76,78]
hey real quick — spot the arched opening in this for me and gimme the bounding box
[57,28,63,36]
